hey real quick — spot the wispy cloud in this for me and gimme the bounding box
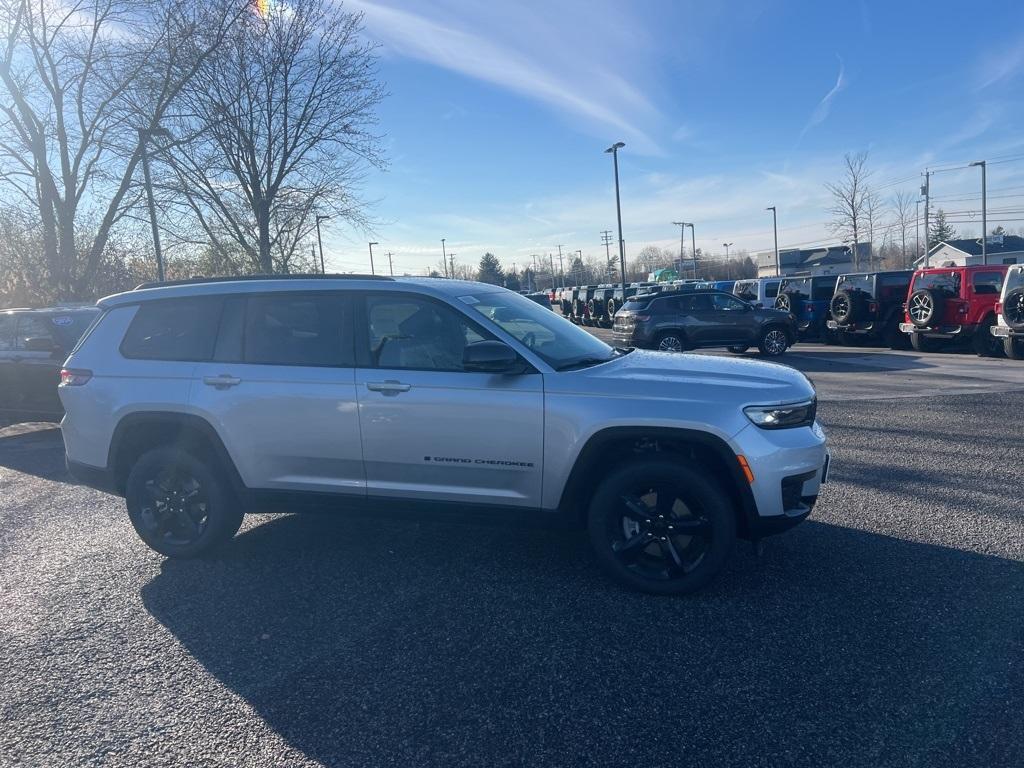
[798,55,846,143]
[975,35,1024,90]
[348,0,663,154]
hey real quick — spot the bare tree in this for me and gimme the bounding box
[826,151,873,272]
[891,190,916,269]
[0,0,242,300]
[166,0,385,274]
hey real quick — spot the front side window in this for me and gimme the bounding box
[765,282,780,298]
[679,293,712,312]
[711,293,746,311]
[244,294,346,367]
[121,298,223,361]
[461,289,616,370]
[15,316,54,349]
[972,271,1004,296]
[367,295,489,371]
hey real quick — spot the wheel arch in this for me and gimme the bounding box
[108,411,245,496]
[556,426,759,539]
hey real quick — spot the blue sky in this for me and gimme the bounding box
[323,0,1024,275]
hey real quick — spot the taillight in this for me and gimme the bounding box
[60,368,92,386]
[995,302,1003,315]
[869,302,878,314]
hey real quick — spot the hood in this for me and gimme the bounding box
[561,349,815,406]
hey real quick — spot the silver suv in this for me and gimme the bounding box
[991,264,1024,360]
[60,276,829,594]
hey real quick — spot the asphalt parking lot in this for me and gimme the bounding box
[2,345,1023,767]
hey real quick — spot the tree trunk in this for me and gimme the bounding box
[256,198,272,273]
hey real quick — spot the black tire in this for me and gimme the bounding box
[572,299,582,322]
[655,331,685,353]
[758,326,789,356]
[607,299,617,320]
[1006,337,1024,360]
[727,345,749,354]
[972,317,1003,358]
[910,332,941,353]
[586,459,736,595]
[830,290,860,325]
[1003,288,1024,332]
[907,289,941,328]
[586,299,598,325]
[125,447,244,558]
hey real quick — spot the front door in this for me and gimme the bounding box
[708,293,754,344]
[355,292,544,508]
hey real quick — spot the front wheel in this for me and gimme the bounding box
[656,332,685,353]
[1006,337,1024,360]
[758,327,789,357]
[587,459,736,595]
[910,332,941,353]
[125,447,243,558]
[972,320,1003,357]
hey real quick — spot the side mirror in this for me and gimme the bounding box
[463,340,519,373]
[24,336,57,353]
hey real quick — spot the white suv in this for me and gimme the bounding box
[991,264,1024,360]
[60,276,829,594]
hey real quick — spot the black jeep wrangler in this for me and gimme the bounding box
[826,270,913,348]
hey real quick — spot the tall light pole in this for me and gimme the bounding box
[605,141,627,293]
[915,199,921,263]
[672,221,686,277]
[137,126,170,282]
[315,214,330,274]
[921,171,931,267]
[441,238,448,278]
[766,206,779,277]
[685,223,696,276]
[449,253,456,279]
[970,160,987,264]
[556,244,564,287]
[386,251,394,276]
[368,241,378,275]
[722,242,733,258]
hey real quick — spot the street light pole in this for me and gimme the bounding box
[137,127,171,282]
[915,199,921,263]
[970,160,987,264]
[449,253,456,279]
[441,238,448,278]
[766,206,779,277]
[672,221,686,277]
[368,241,378,275]
[605,141,627,293]
[685,223,696,276]
[556,244,564,287]
[722,242,733,258]
[922,171,931,268]
[315,214,330,274]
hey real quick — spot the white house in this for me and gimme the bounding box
[915,234,1024,268]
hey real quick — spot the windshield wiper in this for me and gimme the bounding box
[556,355,617,371]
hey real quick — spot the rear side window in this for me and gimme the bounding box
[0,314,16,351]
[972,271,1004,295]
[765,282,780,298]
[244,294,346,367]
[15,316,54,349]
[622,299,650,311]
[121,298,223,361]
[812,279,836,301]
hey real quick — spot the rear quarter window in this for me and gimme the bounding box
[120,298,224,361]
[972,271,1004,295]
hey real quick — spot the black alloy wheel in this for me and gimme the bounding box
[587,460,735,595]
[1004,289,1024,331]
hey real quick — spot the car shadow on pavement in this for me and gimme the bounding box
[0,425,67,482]
[140,512,1023,767]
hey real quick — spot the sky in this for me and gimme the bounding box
[320,0,1024,275]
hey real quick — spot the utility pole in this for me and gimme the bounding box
[368,242,378,275]
[137,127,170,282]
[672,221,686,277]
[915,199,921,264]
[605,141,627,294]
[685,223,697,277]
[386,251,394,276]
[970,160,987,264]
[600,230,614,278]
[766,206,779,277]
[575,249,583,283]
[449,253,456,280]
[556,244,564,287]
[315,214,330,274]
[549,253,556,290]
[441,238,448,278]
[922,171,930,268]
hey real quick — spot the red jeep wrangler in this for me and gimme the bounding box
[900,264,1007,355]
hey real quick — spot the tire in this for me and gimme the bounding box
[586,459,736,595]
[586,299,598,325]
[727,345,749,354]
[572,300,582,323]
[972,317,1003,358]
[125,446,244,559]
[655,331,685,353]
[774,293,792,312]
[830,290,860,325]
[907,289,941,328]
[1006,337,1024,360]
[607,299,617,320]
[1003,288,1024,332]
[910,332,941,353]
[758,326,789,357]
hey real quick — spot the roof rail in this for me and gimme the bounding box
[134,273,393,290]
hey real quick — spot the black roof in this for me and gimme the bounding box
[934,235,1024,257]
[135,273,393,290]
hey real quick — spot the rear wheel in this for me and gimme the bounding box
[587,459,736,595]
[972,318,1003,357]
[910,332,941,353]
[656,331,685,353]
[125,447,243,559]
[1006,337,1024,360]
[758,327,789,357]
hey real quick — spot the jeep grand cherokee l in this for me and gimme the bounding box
[60,275,827,595]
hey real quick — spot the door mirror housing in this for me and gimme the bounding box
[463,340,519,373]
[23,336,57,353]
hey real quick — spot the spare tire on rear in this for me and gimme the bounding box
[907,288,942,328]
[830,290,863,324]
[1003,288,1024,331]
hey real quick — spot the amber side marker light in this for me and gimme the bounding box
[737,455,755,484]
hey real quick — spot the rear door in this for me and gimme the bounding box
[679,293,715,344]
[354,292,544,508]
[188,292,365,494]
[0,314,17,412]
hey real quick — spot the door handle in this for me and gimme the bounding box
[366,380,411,395]
[203,374,241,389]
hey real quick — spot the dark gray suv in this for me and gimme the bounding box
[612,289,796,356]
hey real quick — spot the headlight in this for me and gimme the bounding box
[744,398,817,429]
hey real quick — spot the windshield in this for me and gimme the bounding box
[836,275,872,296]
[912,272,961,296]
[462,289,616,369]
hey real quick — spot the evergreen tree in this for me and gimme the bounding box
[928,209,958,248]
[504,272,521,292]
[477,252,504,285]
